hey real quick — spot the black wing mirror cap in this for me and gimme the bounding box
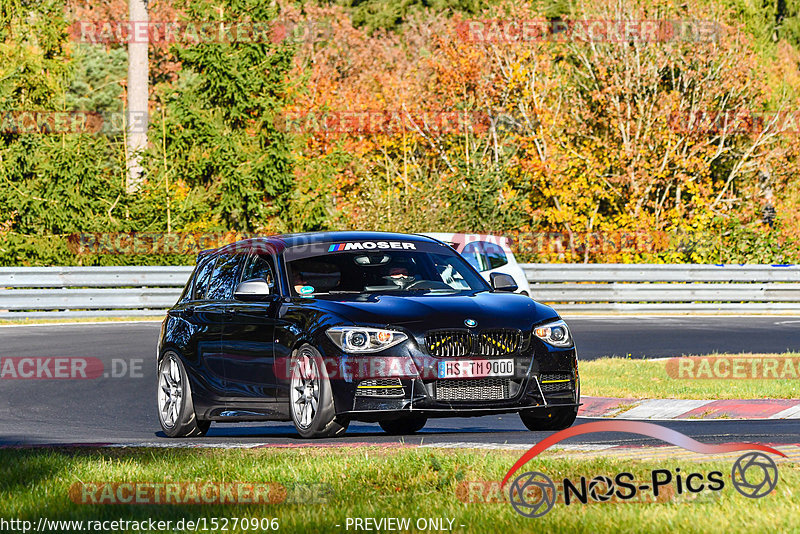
[234,278,273,301]
[490,272,518,292]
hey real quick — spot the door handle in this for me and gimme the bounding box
[223,308,235,317]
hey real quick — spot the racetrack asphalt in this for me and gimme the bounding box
[0,317,798,447]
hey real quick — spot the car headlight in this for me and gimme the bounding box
[326,327,408,353]
[534,319,573,348]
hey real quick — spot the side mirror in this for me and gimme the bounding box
[490,272,518,292]
[234,278,273,301]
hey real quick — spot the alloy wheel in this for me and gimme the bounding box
[158,355,183,429]
[291,350,320,429]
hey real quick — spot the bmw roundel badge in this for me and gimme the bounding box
[465,318,477,328]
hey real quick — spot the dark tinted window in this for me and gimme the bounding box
[482,241,509,269]
[192,256,216,300]
[178,264,198,302]
[241,253,276,288]
[206,254,242,301]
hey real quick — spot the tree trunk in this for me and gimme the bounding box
[126,0,149,193]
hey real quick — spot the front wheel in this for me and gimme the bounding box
[519,406,577,431]
[157,352,210,437]
[290,344,349,438]
[379,416,427,435]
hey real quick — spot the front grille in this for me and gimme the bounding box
[425,331,471,357]
[540,373,573,393]
[476,330,521,356]
[425,329,522,357]
[356,378,404,397]
[434,378,511,401]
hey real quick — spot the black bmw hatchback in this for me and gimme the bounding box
[157,231,579,438]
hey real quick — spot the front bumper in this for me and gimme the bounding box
[346,377,579,421]
[328,337,579,421]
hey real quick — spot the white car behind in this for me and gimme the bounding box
[420,233,532,296]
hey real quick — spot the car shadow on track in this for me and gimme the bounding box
[151,422,521,441]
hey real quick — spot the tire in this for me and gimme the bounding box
[519,406,578,431]
[290,344,349,438]
[379,416,427,435]
[157,351,210,437]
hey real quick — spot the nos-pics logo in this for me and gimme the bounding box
[503,421,783,518]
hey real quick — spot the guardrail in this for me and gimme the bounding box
[521,263,800,313]
[0,266,193,319]
[1,264,799,318]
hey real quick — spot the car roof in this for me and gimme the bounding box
[198,231,441,258]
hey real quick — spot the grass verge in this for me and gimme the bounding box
[0,447,796,533]
[580,353,800,399]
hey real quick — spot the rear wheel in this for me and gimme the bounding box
[290,344,349,438]
[519,406,577,431]
[157,352,210,437]
[379,416,427,435]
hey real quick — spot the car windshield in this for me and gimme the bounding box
[284,240,489,296]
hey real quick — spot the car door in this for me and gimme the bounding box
[172,253,229,402]
[220,249,282,411]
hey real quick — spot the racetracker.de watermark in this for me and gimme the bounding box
[0,358,143,380]
[71,20,332,45]
[273,355,518,381]
[66,232,260,255]
[69,482,332,505]
[66,230,722,257]
[666,356,800,379]
[457,475,717,505]
[276,110,495,136]
[669,110,800,136]
[510,230,675,256]
[456,19,722,43]
[0,111,147,135]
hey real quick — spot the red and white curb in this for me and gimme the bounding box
[580,396,800,420]
[420,442,800,461]
[419,442,618,452]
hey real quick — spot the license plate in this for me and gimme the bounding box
[437,359,514,379]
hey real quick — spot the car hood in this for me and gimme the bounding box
[297,291,559,332]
